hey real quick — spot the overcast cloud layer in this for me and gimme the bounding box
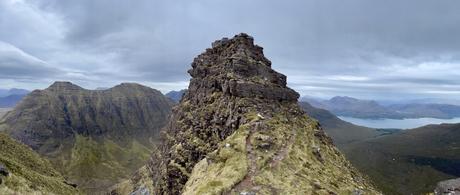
[1,0,460,100]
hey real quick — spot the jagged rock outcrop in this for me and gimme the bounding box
[0,82,174,194]
[113,33,379,194]
[435,178,460,194]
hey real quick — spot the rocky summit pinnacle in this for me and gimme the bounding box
[188,33,299,102]
[113,33,379,195]
[47,81,84,92]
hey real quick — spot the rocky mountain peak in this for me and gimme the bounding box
[186,33,299,102]
[110,82,162,94]
[114,34,378,195]
[47,81,83,92]
[2,82,174,193]
[113,82,146,89]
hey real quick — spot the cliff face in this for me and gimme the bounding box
[115,33,379,194]
[0,82,174,193]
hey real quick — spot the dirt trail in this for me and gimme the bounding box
[230,121,296,194]
[269,129,296,168]
[231,122,259,193]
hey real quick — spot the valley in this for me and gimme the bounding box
[342,123,460,194]
[300,101,460,194]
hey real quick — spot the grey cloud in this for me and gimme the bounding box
[0,42,61,80]
[33,0,460,70]
[1,0,460,98]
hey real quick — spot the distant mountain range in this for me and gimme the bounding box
[379,98,460,106]
[0,88,29,108]
[304,96,460,119]
[0,94,26,108]
[299,102,387,146]
[0,88,29,97]
[165,89,187,102]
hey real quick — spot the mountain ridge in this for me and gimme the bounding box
[1,81,174,193]
[305,96,460,119]
[0,94,25,108]
[113,33,379,194]
[165,89,187,103]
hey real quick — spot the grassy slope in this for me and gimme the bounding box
[49,134,153,194]
[0,133,80,194]
[343,123,460,194]
[183,123,250,194]
[182,109,379,194]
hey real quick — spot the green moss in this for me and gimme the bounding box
[251,113,376,194]
[179,105,378,194]
[0,133,80,194]
[182,125,250,195]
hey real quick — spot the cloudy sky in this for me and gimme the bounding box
[1,0,460,100]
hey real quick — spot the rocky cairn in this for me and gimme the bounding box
[113,33,379,194]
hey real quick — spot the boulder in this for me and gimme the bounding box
[0,163,9,177]
[435,178,460,195]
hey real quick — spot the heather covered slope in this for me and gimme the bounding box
[113,33,379,194]
[0,133,80,195]
[0,82,174,193]
[343,123,460,194]
[300,101,460,194]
